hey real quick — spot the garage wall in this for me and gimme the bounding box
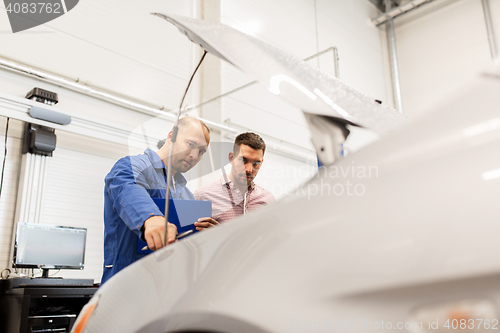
[0,86,152,281]
[0,0,198,119]
[393,0,500,118]
[37,133,126,280]
[0,0,198,281]
[217,0,388,197]
[0,0,391,279]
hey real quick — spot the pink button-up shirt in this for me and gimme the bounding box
[194,175,275,223]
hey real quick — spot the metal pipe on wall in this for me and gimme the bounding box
[384,0,404,114]
[482,0,499,60]
[0,56,237,134]
[386,19,404,113]
[385,0,403,113]
[332,47,340,79]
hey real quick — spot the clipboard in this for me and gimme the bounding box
[137,198,212,254]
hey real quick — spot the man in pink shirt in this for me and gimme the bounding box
[194,132,275,229]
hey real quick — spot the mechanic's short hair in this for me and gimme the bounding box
[157,116,210,149]
[177,116,210,135]
[233,132,266,155]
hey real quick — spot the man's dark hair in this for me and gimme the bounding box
[234,132,266,155]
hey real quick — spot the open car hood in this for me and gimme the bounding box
[153,13,406,134]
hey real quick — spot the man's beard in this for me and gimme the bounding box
[172,156,193,173]
[236,173,253,187]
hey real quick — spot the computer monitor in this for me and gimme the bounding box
[13,222,87,278]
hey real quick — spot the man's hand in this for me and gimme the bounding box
[143,216,177,251]
[194,217,219,231]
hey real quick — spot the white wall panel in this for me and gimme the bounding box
[45,1,194,79]
[315,0,387,100]
[0,0,197,112]
[0,114,128,281]
[0,0,391,275]
[219,0,387,196]
[189,154,317,200]
[219,63,254,93]
[316,8,387,99]
[317,0,382,50]
[394,0,496,118]
[222,0,317,58]
[491,0,500,55]
[256,153,316,200]
[0,29,188,112]
[0,70,160,138]
[0,0,197,280]
[0,118,23,270]
[39,144,117,282]
[223,96,311,150]
[230,88,309,127]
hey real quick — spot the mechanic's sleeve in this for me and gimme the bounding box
[105,156,163,236]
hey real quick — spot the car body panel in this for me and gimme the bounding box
[79,69,500,332]
[75,14,500,333]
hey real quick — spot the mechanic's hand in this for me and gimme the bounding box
[194,217,219,231]
[144,216,177,251]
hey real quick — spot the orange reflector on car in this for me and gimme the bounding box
[410,299,497,333]
[72,295,100,333]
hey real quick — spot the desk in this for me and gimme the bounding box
[0,280,97,333]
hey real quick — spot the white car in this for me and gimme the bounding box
[72,14,500,333]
